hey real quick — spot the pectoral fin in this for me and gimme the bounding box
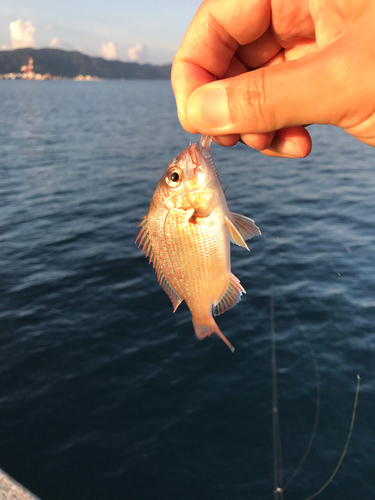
[136,215,182,312]
[213,273,246,317]
[225,213,261,250]
[231,212,261,239]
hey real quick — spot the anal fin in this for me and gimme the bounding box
[213,273,246,317]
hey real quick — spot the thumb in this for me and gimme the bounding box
[186,41,358,137]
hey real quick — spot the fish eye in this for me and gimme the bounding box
[165,169,182,188]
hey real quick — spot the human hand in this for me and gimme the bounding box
[171,0,375,157]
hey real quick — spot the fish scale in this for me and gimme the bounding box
[162,209,229,319]
[136,135,261,352]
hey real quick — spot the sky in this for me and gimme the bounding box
[0,0,203,65]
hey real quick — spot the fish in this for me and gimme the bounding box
[136,135,260,352]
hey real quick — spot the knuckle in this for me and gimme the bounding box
[230,69,272,132]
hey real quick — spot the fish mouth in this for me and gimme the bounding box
[182,190,214,218]
[189,144,201,169]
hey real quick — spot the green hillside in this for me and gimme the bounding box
[0,48,171,79]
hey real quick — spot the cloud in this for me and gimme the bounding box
[127,43,148,63]
[10,20,36,49]
[48,38,80,52]
[1,44,9,50]
[100,41,117,60]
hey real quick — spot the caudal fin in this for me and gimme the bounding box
[192,317,235,352]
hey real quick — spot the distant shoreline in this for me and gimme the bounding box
[0,76,171,81]
[0,74,104,81]
[0,48,172,80]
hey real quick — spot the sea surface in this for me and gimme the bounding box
[1,80,374,500]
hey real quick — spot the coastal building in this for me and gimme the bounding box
[0,55,97,80]
[20,57,35,79]
[0,56,51,80]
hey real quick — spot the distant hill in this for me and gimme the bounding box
[0,48,172,79]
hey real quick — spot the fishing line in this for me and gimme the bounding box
[280,294,321,492]
[271,287,320,498]
[270,287,360,500]
[302,374,360,500]
[270,286,284,500]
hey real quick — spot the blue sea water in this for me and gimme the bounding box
[0,79,375,500]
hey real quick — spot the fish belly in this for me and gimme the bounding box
[160,208,230,317]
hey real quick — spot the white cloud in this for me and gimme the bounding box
[127,43,148,63]
[48,39,78,52]
[10,20,36,49]
[100,41,117,60]
[1,44,9,50]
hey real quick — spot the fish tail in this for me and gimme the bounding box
[192,317,235,353]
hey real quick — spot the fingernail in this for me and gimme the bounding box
[189,89,230,128]
[273,139,303,158]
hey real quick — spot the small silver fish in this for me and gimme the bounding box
[136,135,260,351]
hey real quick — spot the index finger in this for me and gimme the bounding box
[171,0,271,133]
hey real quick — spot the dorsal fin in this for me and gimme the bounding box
[136,216,182,312]
[213,273,246,317]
